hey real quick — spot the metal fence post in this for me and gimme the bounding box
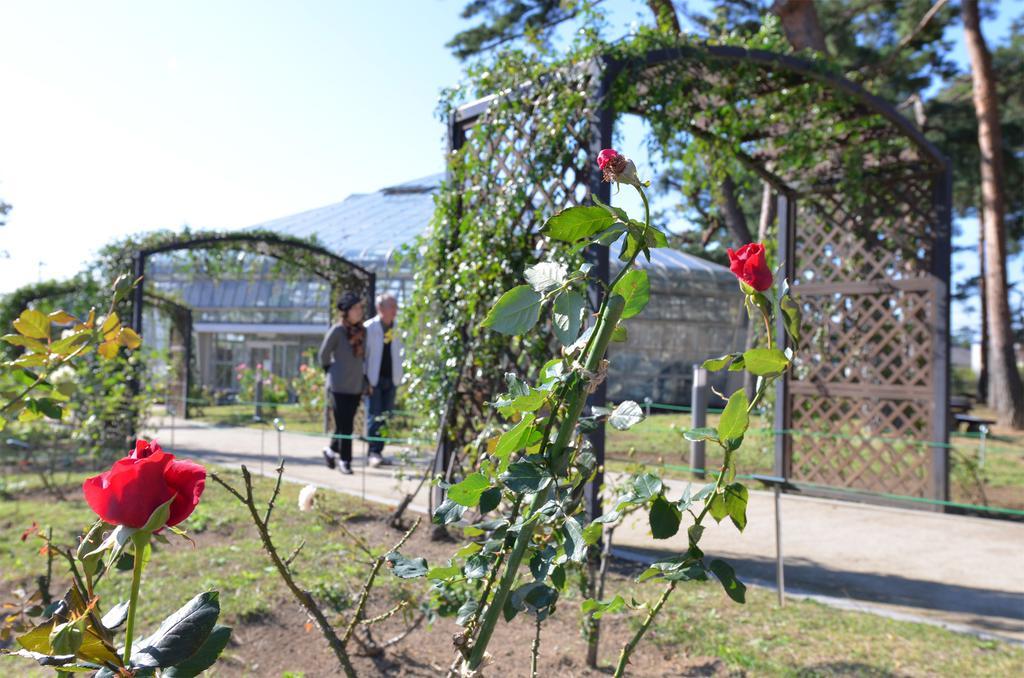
[690,365,707,478]
[254,371,264,421]
[273,417,284,465]
[978,425,988,469]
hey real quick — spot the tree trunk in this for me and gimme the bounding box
[977,205,989,401]
[771,0,827,52]
[963,0,1024,428]
[718,176,754,244]
[646,0,681,34]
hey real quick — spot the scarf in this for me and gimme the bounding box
[343,318,366,358]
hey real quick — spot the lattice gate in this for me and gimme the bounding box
[776,167,951,504]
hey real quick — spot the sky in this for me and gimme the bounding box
[0,0,1018,337]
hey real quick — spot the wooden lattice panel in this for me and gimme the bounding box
[790,393,932,496]
[792,284,934,393]
[788,168,945,498]
[459,111,592,237]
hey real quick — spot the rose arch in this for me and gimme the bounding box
[408,37,952,516]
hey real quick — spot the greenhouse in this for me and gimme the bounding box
[145,173,743,404]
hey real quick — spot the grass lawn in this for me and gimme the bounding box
[2,467,1022,676]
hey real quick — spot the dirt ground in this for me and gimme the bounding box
[207,511,726,678]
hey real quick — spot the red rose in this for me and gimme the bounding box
[727,243,773,292]
[83,440,206,529]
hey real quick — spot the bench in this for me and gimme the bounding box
[953,413,996,434]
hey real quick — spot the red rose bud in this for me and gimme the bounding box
[597,148,640,187]
[727,243,773,292]
[83,439,206,529]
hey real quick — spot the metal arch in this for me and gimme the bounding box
[130,231,378,333]
[613,45,949,172]
[138,232,375,281]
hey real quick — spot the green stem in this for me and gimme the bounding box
[613,581,676,677]
[122,532,149,667]
[465,294,627,670]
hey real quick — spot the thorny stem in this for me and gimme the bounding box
[613,581,676,677]
[465,294,627,670]
[210,467,358,678]
[464,497,522,631]
[531,615,543,678]
[343,518,421,644]
[616,369,778,671]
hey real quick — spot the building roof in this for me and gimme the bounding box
[242,173,736,285]
[245,174,444,270]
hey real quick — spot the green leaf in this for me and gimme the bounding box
[581,595,628,620]
[493,413,536,461]
[132,591,221,669]
[632,473,663,502]
[500,461,551,493]
[49,332,90,356]
[707,490,729,523]
[582,521,603,545]
[2,333,49,353]
[463,554,491,579]
[780,293,802,345]
[611,324,628,342]
[717,390,749,447]
[687,524,704,546]
[648,495,681,539]
[552,291,585,346]
[510,582,559,621]
[562,517,587,563]
[702,353,740,371]
[455,600,478,626]
[426,563,462,580]
[482,285,543,335]
[545,206,616,242]
[162,625,232,677]
[609,400,644,430]
[550,564,566,590]
[591,194,629,223]
[14,309,50,339]
[709,559,747,604]
[524,261,568,292]
[742,347,790,377]
[479,487,501,514]
[611,269,649,319]
[447,473,491,507]
[34,398,63,421]
[724,483,749,532]
[385,552,428,579]
[682,427,719,443]
[432,498,466,526]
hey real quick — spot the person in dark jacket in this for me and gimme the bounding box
[319,292,368,475]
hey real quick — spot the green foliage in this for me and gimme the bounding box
[482,285,544,335]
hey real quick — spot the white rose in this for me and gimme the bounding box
[298,484,317,512]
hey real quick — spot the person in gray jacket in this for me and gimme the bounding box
[364,294,403,466]
[319,291,368,475]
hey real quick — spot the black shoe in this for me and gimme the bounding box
[339,461,354,475]
[322,447,337,470]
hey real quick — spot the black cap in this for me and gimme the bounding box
[336,291,362,312]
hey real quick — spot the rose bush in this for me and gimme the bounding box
[82,439,206,529]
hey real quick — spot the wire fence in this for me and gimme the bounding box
[160,393,1024,518]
